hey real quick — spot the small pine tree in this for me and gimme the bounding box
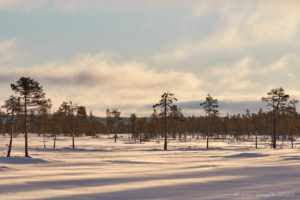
[200,94,219,149]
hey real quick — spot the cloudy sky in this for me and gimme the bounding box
[1,0,300,117]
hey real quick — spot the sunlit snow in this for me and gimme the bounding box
[0,134,299,199]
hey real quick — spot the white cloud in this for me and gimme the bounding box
[25,52,201,90]
[0,50,202,116]
[259,54,299,75]
[199,54,300,103]
[205,56,256,91]
[1,37,300,116]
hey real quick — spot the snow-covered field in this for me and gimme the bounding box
[1,134,300,200]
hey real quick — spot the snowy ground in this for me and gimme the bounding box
[0,133,300,200]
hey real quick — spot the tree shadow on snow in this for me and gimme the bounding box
[282,156,300,161]
[0,156,49,164]
[224,153,268,158]
[211,153,268,158]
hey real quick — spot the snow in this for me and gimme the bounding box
[0,134,300,200]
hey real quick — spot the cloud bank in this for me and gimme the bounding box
[1,38,300,116]
[0,41,205,116]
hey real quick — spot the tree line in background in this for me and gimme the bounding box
[1,77,299,157]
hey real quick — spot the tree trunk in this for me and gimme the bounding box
[140,131,141,144]
[7,111,14,157]
[207,133,209,148]
[25,91,28,157]
[273,106,276,149]
[273,110,276,148]
[43,130,46,149]
[164,96,167,150]
[255,131,257,149]
[207,114,210,149]
[72,122,75,149]
[17,113,20,136]
[53,127,56,149]
[114,126,117,143]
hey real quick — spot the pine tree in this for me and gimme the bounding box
[37,99,52,149]
[168,105,182,139]
[177,112,186,139]
[200,94,219,148]
[136,118,147,143]
[285,99,299,148]
[1,96,22,157]
[110,109,122,143]
[262,88,290,148]
[153,92,177,150]
[77,106,87,136]
[11,77,50,157]
[223,113,230,139]
[68,101,78,149]
[244,109,254,139]
[0,109,5,136]
[15,97,23,136]
[58,101,71,135]
[148,109,160,139]
[105,109,112,134]
[129,113,137,140]
[50,111,61,149]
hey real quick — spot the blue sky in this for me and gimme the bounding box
[1,0,300,117]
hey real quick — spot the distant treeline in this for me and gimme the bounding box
[1,108,299,140]
[1,77,299,157]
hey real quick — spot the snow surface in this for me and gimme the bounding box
[0,134,300,200]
